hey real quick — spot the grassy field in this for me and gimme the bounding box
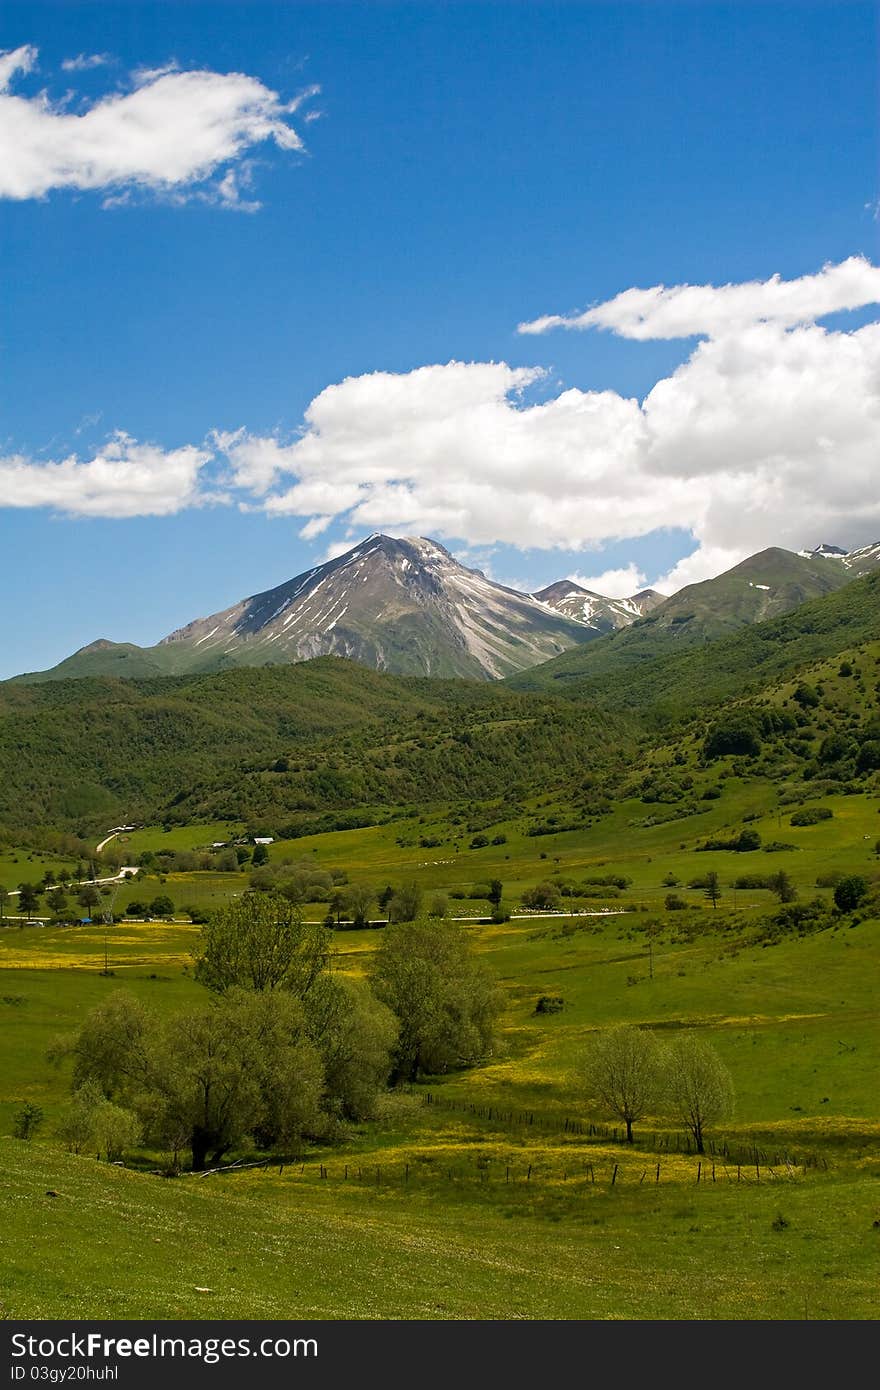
[2,754,879,1322]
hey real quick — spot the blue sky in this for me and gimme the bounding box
[1,1,878,676]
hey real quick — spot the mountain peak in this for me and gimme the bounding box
[156,532,596,680]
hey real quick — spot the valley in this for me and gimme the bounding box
[1,538,879,1322]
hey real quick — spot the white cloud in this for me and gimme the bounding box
[0,433,212,517]
[2,260,878,600]
[0,45,314,204]
[652,546,750,596]
[518,256,880,339]
[566,564,648,598]
[61,53,111,73]
[210,261,880,583]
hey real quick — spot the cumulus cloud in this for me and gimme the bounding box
[0,433,212,517]
[2,260,878,598]
[566,564,648,598]
[211,260,880,583]
[0,44,315,204]
[518,256,880,339]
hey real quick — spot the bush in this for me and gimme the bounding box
[856,741,880,774]
[703,718,762,760]
[534,995,564,1014]
[790,807,833,826]
[834,876,868,912]
[12,1102,43,1140]
[521,881,561,910]
[664,893,688,911]
[793,683,820,708]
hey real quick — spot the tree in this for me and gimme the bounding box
[664,1033,734,1154]
[427,892,448,919]
[94,1099,141,1162]
[344,884,375,929]
[56,988,325,1171]
[151,989,323,1168]
[55,1082,104,1153]
[0,884,8,925]
[18,883,41,917]
[371,919,503,1083]
[12,1101,44,1140]
[194,891,329,995]
[327,888,347,925]
[704,872,722,909]
[77,885,100,917]
[703,718,761,760]
[767,870,797,903]
[387,881,423,923]
[48,991,152,1102]
[47,887,70,918]
[149,895,175,918]
[303,976,396,1120]
[521,881,561,910]
[251,843,270,867]
[487,879,503,908]
[833,876,868,912]
[582,1026,662,1143]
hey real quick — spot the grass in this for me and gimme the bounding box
[2,766,879,1318]
[2,1136,879,1320]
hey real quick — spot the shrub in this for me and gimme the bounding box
[12,1102,43,1140]
[664,893,688,911]
[534,995,564,1014]
[833,876,868,912]
[790,807,833,826]
[703,718,762,760]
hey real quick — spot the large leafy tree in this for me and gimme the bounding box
[371,919,502,1082]
[52,988,325,1171]
[193,891,329,995]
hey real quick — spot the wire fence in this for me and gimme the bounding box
[415,1090,829,1172]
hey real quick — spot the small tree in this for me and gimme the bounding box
[767,870,797,903]
[86,1098,142,1161]
[18,883,41,917]
[77,885,100,917]
[344,884,376,929]
[487,880,503,909]
[704,872,722,909]
[55,1082,103,1153]
[582,1026,662,1143]
[833,876,868,912]
[387,881,423,924]
[47,887,70,918]
[12,1101,44,1140]
[251,843,270,867]
[664,1033,734,1154]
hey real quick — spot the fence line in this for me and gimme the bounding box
[415,1090,827,1171]
[194,1153,807,1191]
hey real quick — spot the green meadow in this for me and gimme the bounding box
[1,792,879,1320]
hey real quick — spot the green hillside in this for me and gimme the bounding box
[0,659,632,833]
[509,567,880,722]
